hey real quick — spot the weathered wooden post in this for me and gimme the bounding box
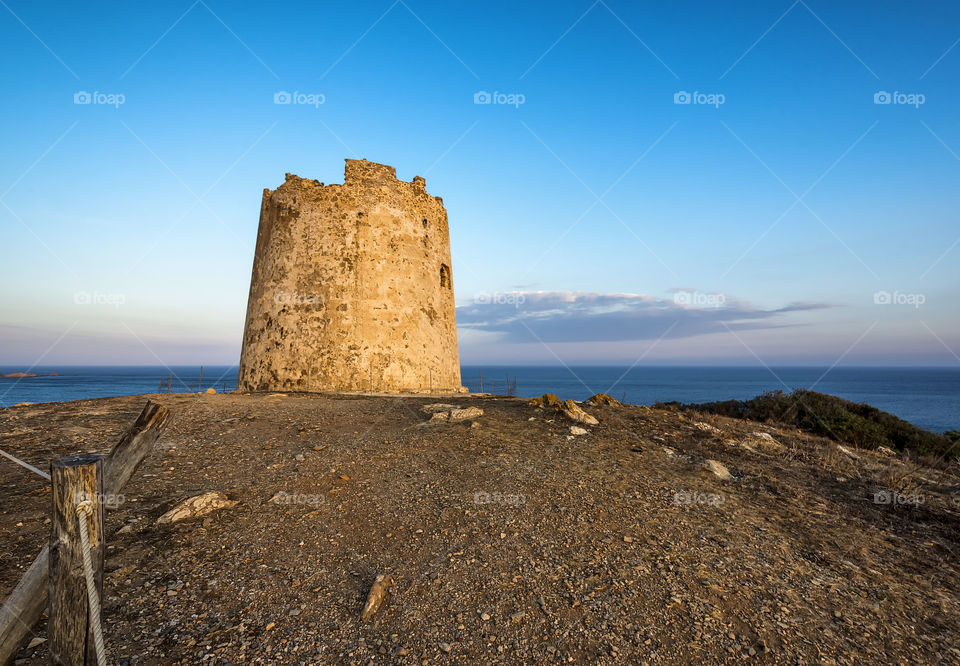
[49,453,105,665]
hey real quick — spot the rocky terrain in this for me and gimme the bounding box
[2,392,959,664]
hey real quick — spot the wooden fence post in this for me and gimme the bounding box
[49,454,105,665]
[0,402,169,665]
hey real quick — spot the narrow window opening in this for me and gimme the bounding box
[439,264,451,289]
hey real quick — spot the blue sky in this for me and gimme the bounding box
[1,0,957,366]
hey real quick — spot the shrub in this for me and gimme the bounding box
[656,389,955,458]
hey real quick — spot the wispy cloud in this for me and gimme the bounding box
[457,290,837,344]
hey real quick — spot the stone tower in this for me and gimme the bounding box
[237,159,463,393]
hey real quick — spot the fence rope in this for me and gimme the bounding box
[76,499,107,666]
[0,447,50,480]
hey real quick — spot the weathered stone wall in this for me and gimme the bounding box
[237,159,463,393]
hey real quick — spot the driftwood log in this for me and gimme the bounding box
[0,400,170,665]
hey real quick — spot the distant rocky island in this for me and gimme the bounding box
[0,372,59,378]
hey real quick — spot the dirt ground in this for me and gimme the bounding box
[2,392,959,664]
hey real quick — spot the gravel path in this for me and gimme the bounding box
[2,392,959,664]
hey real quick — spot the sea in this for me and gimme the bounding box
[0,365,956,434]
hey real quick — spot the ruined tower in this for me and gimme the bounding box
[237,159,463,393]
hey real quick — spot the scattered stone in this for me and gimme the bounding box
[623,535,634,543]
[702,459,733,481]
[876,446,897,457]
[360,573,394,622]
[528,393,562,409]
[26,638,46,649]
[470,421,481,429]
[439,642,451,653]
[747,432,786,454]
[570,426,588,436]
[836,444,860,460]
[425,405,483,423]
[511,611,526,622]
[694,422,721,434]
[421,403,457,415]
[449,407,483,422]
[586,393,622,407]
[562,400,599,425]
[156,492,237,524]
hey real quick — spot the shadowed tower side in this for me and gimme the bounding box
[237,159,464,393]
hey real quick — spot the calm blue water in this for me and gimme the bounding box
[461,366,959,434]
[0,365,956,433]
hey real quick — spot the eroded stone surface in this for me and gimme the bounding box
[238,159,463,394]
[156,492,237,524]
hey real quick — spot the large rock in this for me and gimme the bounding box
[421,403,457,415]
[528,393,562,409]
[586,393,622,407]
[702,459,733,481]
[561,400,599,426]
[747,431,786,454]
[449,407,483,422]
[425,405,483,423]
[157,492,237,524]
